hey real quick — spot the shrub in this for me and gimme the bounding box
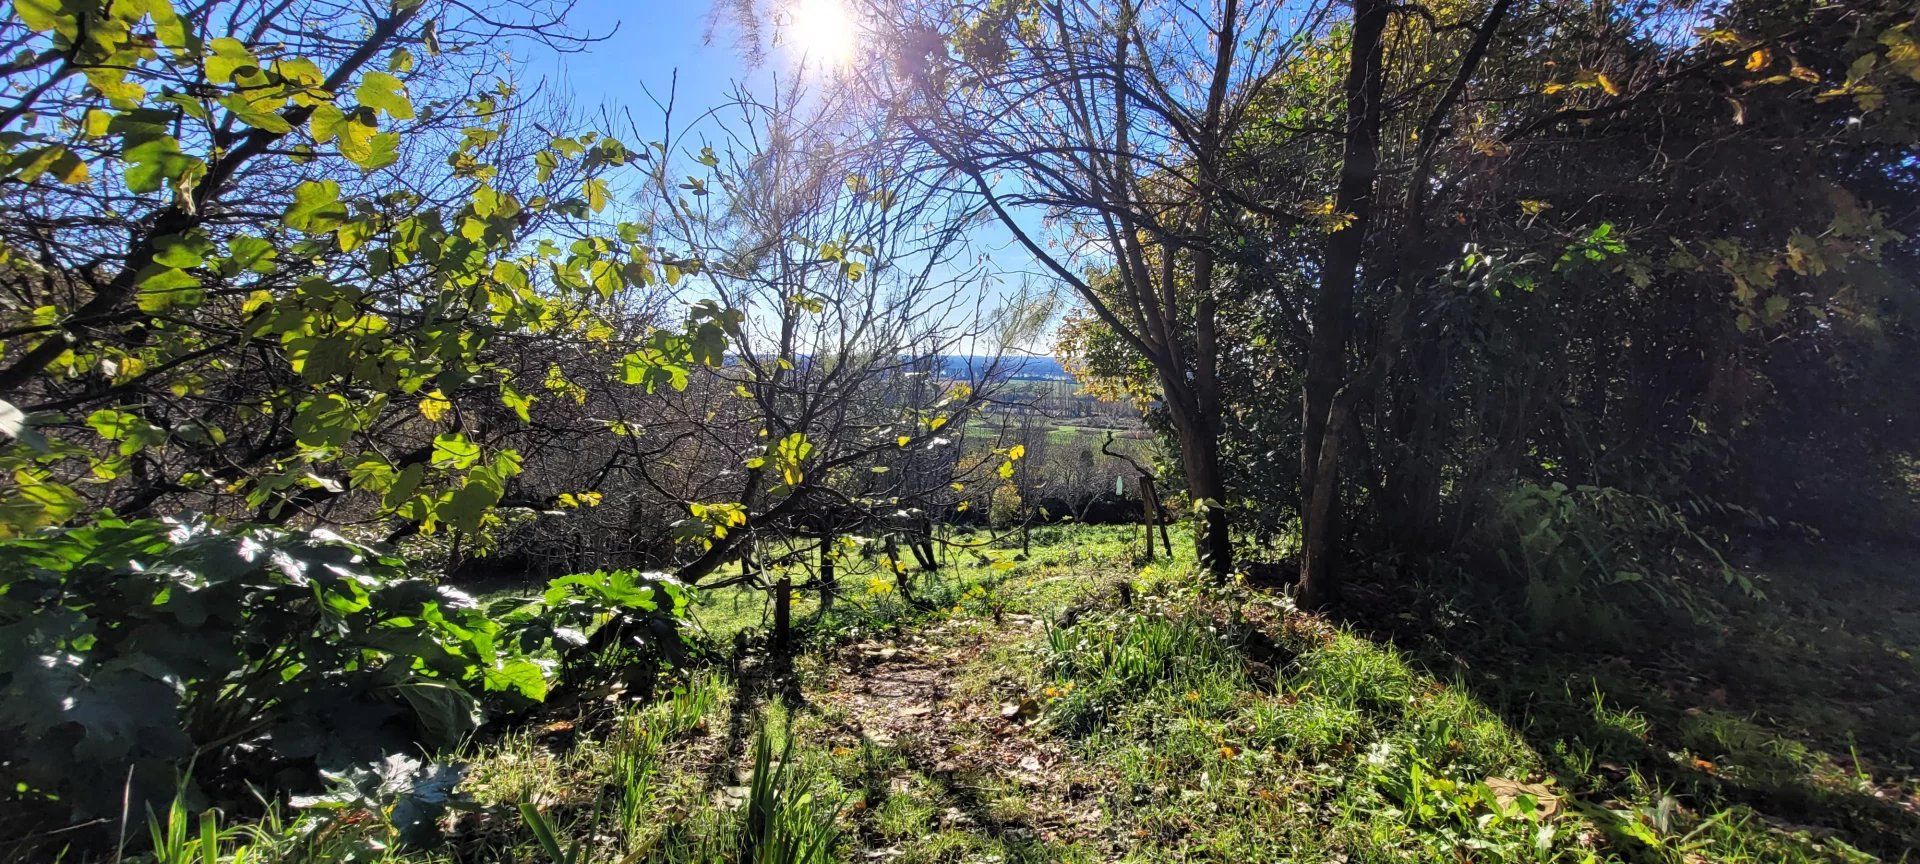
[0,518,686,841]
[1481,482,1759,641]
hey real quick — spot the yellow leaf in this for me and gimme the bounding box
[1744,48,1771,72]
[1596,72,1622,96]
[418,389,452,422]
[897,435,911,447]
[52,150,88,185]
[1007,444,1026,460]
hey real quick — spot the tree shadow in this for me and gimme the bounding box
[867,739,1082,863]
[1325,541,1920,860]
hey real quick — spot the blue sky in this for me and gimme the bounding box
[516,2,758,123]
[506,1,1058,354]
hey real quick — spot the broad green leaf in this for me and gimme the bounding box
[620,348,689,393]
[292,394,357,449]
[227,235,278,274]
[220,93,291,133]
[12,0,79,37]
[356,72,414,120]
[394,680,481,749]
[205,37,260,84]
[152,233,212,269]
[135,265,204,312]
[418,390,452,422]
[284,180,347,233]
[431,433,481,469]
[123,135,200,194]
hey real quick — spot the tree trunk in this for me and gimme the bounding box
[1299,0,1389,609]
[1175,411,1233,577]
[1139,474,1156,561]
[1149,479,1173,553]
[915,516,938,571]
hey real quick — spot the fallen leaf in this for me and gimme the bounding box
[1485,777,1562,817]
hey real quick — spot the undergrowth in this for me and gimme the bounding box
[35,524,1916,864]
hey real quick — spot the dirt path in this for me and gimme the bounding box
[811,616,1111,854]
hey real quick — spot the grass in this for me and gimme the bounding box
[97,523,1920,863]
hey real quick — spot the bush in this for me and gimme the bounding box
[1481,482,1759,642]
[0,518,687,841]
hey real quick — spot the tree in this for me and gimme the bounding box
[871,0,1532,591]
[0,0,721,543]
[866,0,1368,577]
[619,83,1042,594]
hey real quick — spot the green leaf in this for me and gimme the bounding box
[500,384,533,423]
[311,104,381,166]
[438,479,501,533]
[284,180,348,233]
[152,233,213,269]
[219,93,291,133]
[0,468,83,535]
[135,265,204,312]
[292,394,357,449]
[481,659,549,701]
[363,132,402,170]
[384,462,426,510]
[620,348,689,393]
[13,0,79,37]
[393,680,481,749]
[86,410,167,455]
[227,235,278,274]
[431,433,481,469]
[205,37,260,85]
[356,71,414,120]
[123,135,200,194]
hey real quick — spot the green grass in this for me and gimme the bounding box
[108,524,1920,864]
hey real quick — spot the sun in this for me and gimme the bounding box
[784,0,859,71]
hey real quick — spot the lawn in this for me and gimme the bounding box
[178,524,1918,863]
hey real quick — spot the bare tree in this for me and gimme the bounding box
[862,0,1344,577]
[625,81,1045,591]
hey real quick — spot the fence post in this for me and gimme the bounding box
[773,573,792,653]
[819,531,836,613]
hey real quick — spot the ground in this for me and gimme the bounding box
[324,524,1919,863]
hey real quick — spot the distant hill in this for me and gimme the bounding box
[936,354,1069,381]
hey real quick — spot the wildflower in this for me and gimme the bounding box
[865,577,894,596]
[1365,741,1394,767]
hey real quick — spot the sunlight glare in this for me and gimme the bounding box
[785,0,859,71]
